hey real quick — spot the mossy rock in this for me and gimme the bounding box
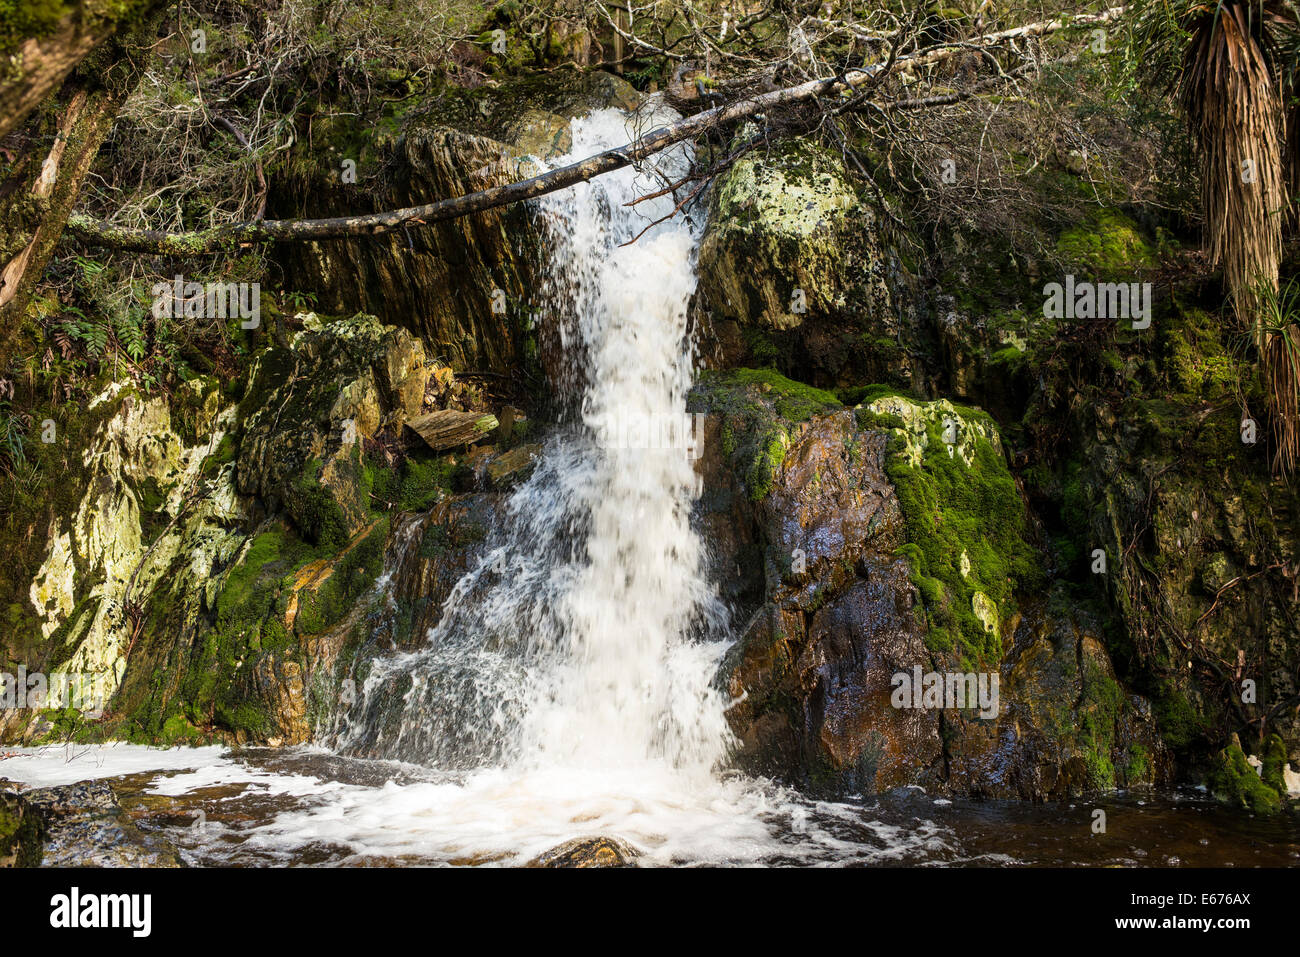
[1055,209,1155,279]
[857,392,1042,665]
[697,140,922,388]
[0,791,44,868]
[688,367,841,502]
[1208,741,1286,815]
[237,312,425,547]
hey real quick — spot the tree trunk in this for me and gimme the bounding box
[0,0,169,140]
[0,10,163,371]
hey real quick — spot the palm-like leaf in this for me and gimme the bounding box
[1178,0,1286,325]
[1134,0,1300,473]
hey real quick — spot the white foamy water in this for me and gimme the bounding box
[0,743,229,786]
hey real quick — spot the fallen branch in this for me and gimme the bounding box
[63,8,1125,255]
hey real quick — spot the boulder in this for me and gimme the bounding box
[695,370,1168,797]
[528,835,639,867]
[696,140,924,390]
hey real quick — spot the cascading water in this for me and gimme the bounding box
[334,103,732,775]
[268,102,816,862]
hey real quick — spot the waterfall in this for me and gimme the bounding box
[333,103,734,781]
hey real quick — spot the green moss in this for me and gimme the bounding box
[722,368,841,419]
[367,454,458,513]
[215,527,306,637]
[1152,670,1211,739]
[1078,656,1123,789]
[1163,307,1239,399]
[868,402,1042,664]
[200,432,237,476]
[688,367,841,502]
[214,699,272,738]
[294,517,389,635]
[1124,742,1152,783]
[1208,742,1284,815]
[1055,209,1155,278]
[288,457,352,548]
[1260,733,1289,796]
[159,712,203,745]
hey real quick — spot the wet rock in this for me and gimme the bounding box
[712,403,943,793]
[0,790,44,867]
[698,371,1166,798]
[485,443,542,488]
[373,497,503,650]
[691,379,927,789]
[528,836,639,867]
[944,603,1173,800]
[18,781,182,867]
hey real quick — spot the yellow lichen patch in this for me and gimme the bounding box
[27,384,241,703]
[29,525,75,638]
[971,591,1000,641]
[865,395,1000,469]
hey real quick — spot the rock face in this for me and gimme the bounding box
[1,301,563,751]
[4,311,471,746]
[272,71,642,376]
[943,606,1172,799]
[16,378,245,737]
[1065,361,1300,768]
[695,140,924,391]
[275,129,540,376]
[238,312,426,547]
[691,370,1170,798]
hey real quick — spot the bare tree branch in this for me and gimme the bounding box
[63,7,1126,255]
